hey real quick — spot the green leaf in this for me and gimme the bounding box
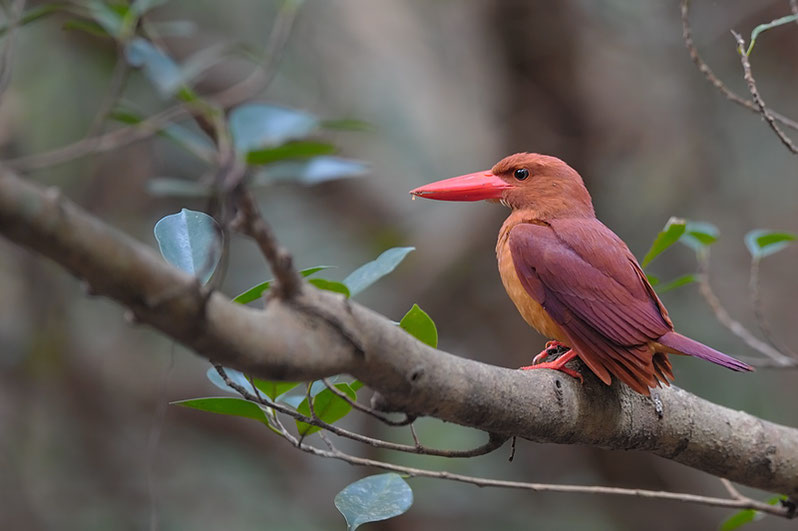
[744,230,796,259]
[154,209,221,283]
[295,383,356,436]
[335,473,413,530]
[253,156,369,186]
[309,278,351,297]
[399,304,438,348]
[349,380,364,391]
[0,2,72,37]
[343,247,415,296]
[131,0,167,16]
[233,266,332,304]
[206,366,251,394]
[720,495,786,531]
[125,37,183,96]
[656,274,696,294]
[679,221,719,251]
[62,19,112,38]
[646,274,660,286]
[246,141,335,165]
[720,509,757,531]
[172,397,269,423]
[229,103,319,156]
[641,217,686,268]
[252,380,300,401]
[746,14,798,56]
[321,118,373,131]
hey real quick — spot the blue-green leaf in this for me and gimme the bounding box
[233,266,332,304]
[309,278,351,297]
[295,383,356,436]
[679,221,719,251]
[154,209,221,283]
[111,107,215,162]
[87,0,128,38]
[172,397,269,423]
[746,15,798,56]
[343,247,415,296]
[744,230,796,259]
[206,366,251,394]
[254,156,369,186]
[641,217,686,268]
[229,103,318,156]
[125,37,183,96]
[335,473,413,531]
[399,304,437,348]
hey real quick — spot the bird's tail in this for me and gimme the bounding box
[657,332,753,372]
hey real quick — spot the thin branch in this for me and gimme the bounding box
[679,0,798,133]
[749,258,797,359]
[730,31,798,154]
[295,435,793,519]
[720,478,745,501]
[232,189,301,299]
[0,0,26,103]
[5,0,300,172]
[86,51,131,137]
[321,377,415,427]
[697,251,795,367]
[215,367,507,459]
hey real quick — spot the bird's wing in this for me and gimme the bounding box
[508,218,673,392]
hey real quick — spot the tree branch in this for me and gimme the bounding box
[1,168,797,498]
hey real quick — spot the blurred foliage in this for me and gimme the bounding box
[2,0,798,530]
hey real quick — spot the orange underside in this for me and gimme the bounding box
[496,232,673,395]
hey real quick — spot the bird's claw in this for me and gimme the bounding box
[532,340,567,364]
[520,362,584,384]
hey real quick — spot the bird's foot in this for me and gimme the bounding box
[531,340,569,364]
[520,349,584,384]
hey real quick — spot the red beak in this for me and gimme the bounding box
[410,171,512,202]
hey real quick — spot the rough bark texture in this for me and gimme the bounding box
[1,169,796,497]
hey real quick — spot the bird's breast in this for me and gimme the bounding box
[496,225,567,342]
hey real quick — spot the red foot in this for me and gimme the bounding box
[520,349,584,384]
[532,340,567,364]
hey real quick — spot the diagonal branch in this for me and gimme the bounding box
[0,168,797,499]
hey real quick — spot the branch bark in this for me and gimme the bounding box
[1,169,797,498]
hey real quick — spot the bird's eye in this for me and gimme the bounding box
[513,168,529,181]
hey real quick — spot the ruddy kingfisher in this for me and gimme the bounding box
[410,153,752,395]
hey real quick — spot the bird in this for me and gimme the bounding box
[410,153,753,395]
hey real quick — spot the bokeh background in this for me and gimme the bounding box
[1,0,797,529]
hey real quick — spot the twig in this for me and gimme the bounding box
[294,435,793,519]
[6,0,300,172]
[86,51,131,137]
[232,189,301,299]
[321,377,415,427]
[214,366,507,459]
[720,478,745,501]
[679,0,798,133]
[731,31,798,154]
[749,258,797,359]
[0,0,26,103]
[697,251,795,366]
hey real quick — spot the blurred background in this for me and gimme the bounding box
[1,0,797,529]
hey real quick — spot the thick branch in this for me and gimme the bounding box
[1,169,797,497]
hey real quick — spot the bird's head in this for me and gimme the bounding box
[410,153,594,218]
